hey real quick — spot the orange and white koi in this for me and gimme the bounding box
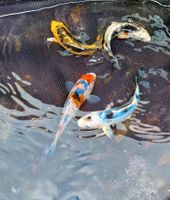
[47,20,103,56]
[44,72,100,155]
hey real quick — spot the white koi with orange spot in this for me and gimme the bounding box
[103,22,151,60]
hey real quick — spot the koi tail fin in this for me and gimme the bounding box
[43,138,58,156]
[95,34,103,49]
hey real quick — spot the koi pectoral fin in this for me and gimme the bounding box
[65,81,74,92]
[47,37,57,43]
[117,32,129,39]
[71,34,82,40]
[116,123,127,131]
[63,41,85,50]
[87,95,101,104]
[102,125,114,139]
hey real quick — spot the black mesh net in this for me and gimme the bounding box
[0,1,170,200]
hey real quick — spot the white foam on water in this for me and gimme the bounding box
[110,156,159,200]
[124,156,159,200]
[12,72,32,86]
[0,72,59,143]
[148,68,170,82]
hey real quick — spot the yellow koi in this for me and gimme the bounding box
[47,20,103,56]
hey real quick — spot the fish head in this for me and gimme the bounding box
[80,72,96,84]
[51,20,66,37]
[117,23,151,42]
[51,20,64,29]
[67,73,97,108]
[79,72,97,96]
[77,112,101,129]
[128,24,151,42]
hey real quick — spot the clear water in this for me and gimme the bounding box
[0,1,170,200]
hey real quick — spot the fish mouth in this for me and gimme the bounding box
[77,119,84,128]
[143,34,151,42]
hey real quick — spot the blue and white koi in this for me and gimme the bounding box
[44,72,100,155]
[77,70,142,138]
[103,22,151,60]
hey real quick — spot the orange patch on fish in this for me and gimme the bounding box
[80,74,95,83]
[117,32,129,39]
[73,94,85,108]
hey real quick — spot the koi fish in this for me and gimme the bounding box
[44,72,100,155]
[77,69,143,139]
[103,22,151,60]
[47,20,103,56]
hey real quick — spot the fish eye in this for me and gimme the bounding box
[87,116,91,120]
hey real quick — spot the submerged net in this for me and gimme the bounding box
[0,1,169,200]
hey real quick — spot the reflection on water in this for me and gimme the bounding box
[0,72,59,140]
[0,71,169,144]
[0,1,170,200]
[0,69,169,199]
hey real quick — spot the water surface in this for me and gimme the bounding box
[0,1,170,200]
